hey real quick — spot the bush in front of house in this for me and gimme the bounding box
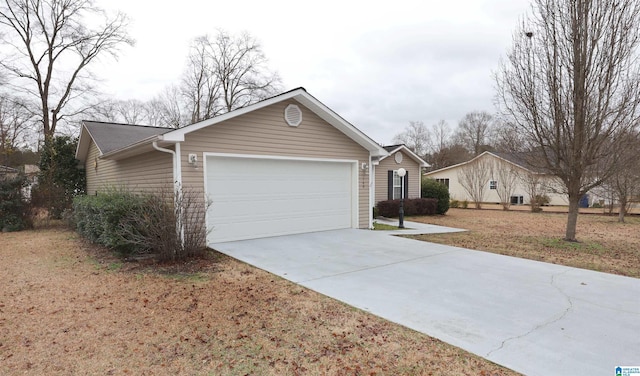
[375,198,438,218]
[73,190,150,255]
[421,178,450,215]
[0,174,32,231]
[73,187,209,261]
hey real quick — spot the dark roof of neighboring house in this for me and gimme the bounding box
[83,121,170,155]
[383,144,404,153]
[492,151,551,174]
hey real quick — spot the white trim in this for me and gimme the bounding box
[368,154,373,229]
[202,152,358,165]
[203,153,360,230]
[175,143,182,188]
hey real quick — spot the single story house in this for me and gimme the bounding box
[0,165,19,180]
[76,88,424,245]
[374,144,429,203]
[424,151,569,206]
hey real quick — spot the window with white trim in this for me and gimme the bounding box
[436,178,450,189]
[393,170,403,199]
[490,180,497,190]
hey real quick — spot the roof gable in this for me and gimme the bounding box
[379,144,430,167]
[159,88,387,157]
[76,121,169,162]
[424,151,542,176]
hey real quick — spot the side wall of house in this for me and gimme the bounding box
[179,100,372,229]
[424,155,569,206]
[85,141,173,195]
[374,154,421,203]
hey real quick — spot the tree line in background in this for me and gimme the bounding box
[0,0,281,164]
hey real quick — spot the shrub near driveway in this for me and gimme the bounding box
[0,228,518,375]
[376,198,437,218]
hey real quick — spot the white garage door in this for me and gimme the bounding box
[205,155,356,243]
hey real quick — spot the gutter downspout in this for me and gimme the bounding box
[152,141,184,248]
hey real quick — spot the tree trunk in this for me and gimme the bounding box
[618,197,628,223]
[565,193,580,242]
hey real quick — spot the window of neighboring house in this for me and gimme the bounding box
[510,195,524,205]
[435,178,450,189]
[393,170,403,199]
[490,180,497,190]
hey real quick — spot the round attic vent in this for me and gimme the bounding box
[284,104,302,127]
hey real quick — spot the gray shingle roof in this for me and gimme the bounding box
[83,121,169,155]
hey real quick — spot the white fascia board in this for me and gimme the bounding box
[293,93,387,157]
[75,123,95,162]
[379,145,430,167]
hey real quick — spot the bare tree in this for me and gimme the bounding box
[518,170,548,212]
[392,121,430,157]
[203,30,281,113]
[0,0,133,140]
[0,94,34,164]
[609,131,640,222]
[456,111,494,155]
[181,36,222,123]
[490,157,520,210]
[458,155,492,209]
[495,0,640,241]
[149,85,186,128]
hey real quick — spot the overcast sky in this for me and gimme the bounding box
[97,0,532,145]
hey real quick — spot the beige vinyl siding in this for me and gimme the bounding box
[86,141,172,195]
[374,153,421,204]
[180,101,371,229]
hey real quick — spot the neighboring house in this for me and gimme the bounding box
[373,144,429,203]
[424,151,568,206]
[0,165,18,180]
[76,88,389,245]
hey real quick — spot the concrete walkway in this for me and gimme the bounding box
[212,221,640,376]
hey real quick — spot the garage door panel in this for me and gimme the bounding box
[206,156,355,243]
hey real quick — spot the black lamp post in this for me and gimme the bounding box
[397,168,406,228]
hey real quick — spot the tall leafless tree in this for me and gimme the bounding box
[392,121,430,157]
[495,0,640,241]
[150,85,186,128]
[456,111,494,156]
[458,155,492,209]
[0,0,133,140]
[0,94,34,164]
[181,36,222,123]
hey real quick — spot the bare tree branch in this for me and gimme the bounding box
[495,0,640,240]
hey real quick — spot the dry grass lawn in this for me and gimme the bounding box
[0,226,516,375]
[409,208,640,278]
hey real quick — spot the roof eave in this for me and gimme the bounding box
[100,135,169,160]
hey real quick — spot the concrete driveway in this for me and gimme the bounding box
[212,222,640,376]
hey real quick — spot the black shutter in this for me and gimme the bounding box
[403,172,409,199]
[388,170,393,200]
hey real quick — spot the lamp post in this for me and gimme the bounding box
[397,168,406,228]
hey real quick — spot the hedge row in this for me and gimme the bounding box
[375,198,438,218]
[73,191,153,255]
